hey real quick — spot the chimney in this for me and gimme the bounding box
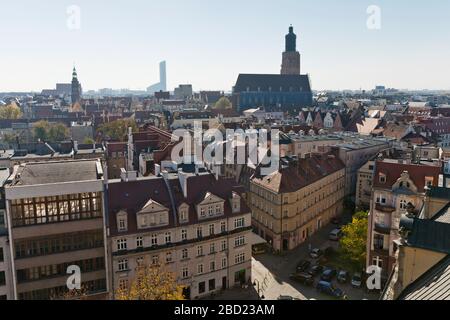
[177,169,188,198]
[155,164,161,176]
[120,168,137,182]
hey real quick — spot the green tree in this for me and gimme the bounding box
[213,97,232,110]
[97,118,137,141]
[33,121,69,142]
[33,120,50,141]
[48,123,69,142]
[339,211,368,270]
[83,137,95,144]
[0,103,23,119]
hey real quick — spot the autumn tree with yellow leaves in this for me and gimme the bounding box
[115,264,185,300]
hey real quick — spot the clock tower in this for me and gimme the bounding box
[281,25,301,75]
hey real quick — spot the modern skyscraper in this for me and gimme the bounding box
[281,25,301,75]
[147,61,167,94]
[71,67,82,104]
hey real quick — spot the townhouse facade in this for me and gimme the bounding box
[106,168,252,299]
[249,153,345,252]
[366,159,442,281]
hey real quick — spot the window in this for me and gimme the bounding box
[182,248,188,260]
[180,209,188,222]
[200,207,206,217]
[373,257,383,268]
[197,264,204,275]
[118,218,127,231]
[197,226,203,238]
[118,278,128,290]
[199,281,205,294]
[181,229,188,241]
[210,243,216,254]
[166,252,173,263]
[209,261,215,272]
[209,279,216,291]
[235,253,245,264]
[220,221,226,233]
[215,204,221,214]
[151,234,158,246]
[181,267,189,279]
[118,259,128,271]
[136,256,144,267]
[208,206,213,216]
[399,200,407,210]
[379,174,386,183]
[197,245,203,257]
[151,255,159,265]
[235,236,245,247]
[221,257,227,268]
[0,248,3,262]
[234,218,245,229]
[374,234,384,250]
[209,224,215,235]
[425,177,434,188]
[165,232,172,244]
[136,236,143,248]
[117,239,127,251]
[221,240,227,251]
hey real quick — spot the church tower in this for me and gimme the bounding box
[71,66,82,104]
[281,25,301,75]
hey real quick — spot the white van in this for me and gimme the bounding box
[328,228,342,241]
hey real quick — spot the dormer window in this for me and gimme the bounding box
[116,211,128,232]
[379,173,386,183]
[425,177,434,188]
[178,203,189,224]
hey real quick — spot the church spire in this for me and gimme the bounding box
[285,24,297,52]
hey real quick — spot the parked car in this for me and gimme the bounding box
[307,264,323,276]
[289,272,315,286]
[296,259,311,272]
[351,272,363,288]
[328,228,343,241]
[320,267,337,281]
[309,248,323,259]
[337,270,349,283]
[316,281,345,298]
[277,295,300,300]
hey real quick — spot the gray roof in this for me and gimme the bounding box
[399,255,450,300]
[0,168,10,186]
[233,74,311,93]
[11,160,100,186]
[433,203,450,224]
[407,219,450,255]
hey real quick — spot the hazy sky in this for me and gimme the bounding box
[1,0,449,92]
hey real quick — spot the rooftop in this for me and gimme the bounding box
[9,159,101,186]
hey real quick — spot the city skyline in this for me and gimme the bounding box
[0,0,450,92]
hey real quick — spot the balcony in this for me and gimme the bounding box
[375,203,396,213]
[374,223,391,235]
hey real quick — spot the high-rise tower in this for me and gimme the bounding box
[281,25,301,75]
[71,66,82,104]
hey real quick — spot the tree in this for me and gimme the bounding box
[33,120,50,141]
[0,103,23,119]
[339,211,368,270]
[48,122,69,142]
[97,118,137,142]
[33,121,69,142]
[83,137,95,144]
[213,97,232,110]
[115,264,185,300]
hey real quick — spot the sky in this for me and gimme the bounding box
[1,0,450,92]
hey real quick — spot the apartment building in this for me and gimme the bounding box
[355,160,375,211]
[4,159,108,300]
[366,159,442,281]
[333,138,392,197]
[106,167,252,299]
[0,168,13,300]
[288,135,343,158]
[249,153,345,252]
[382,187,450,300]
